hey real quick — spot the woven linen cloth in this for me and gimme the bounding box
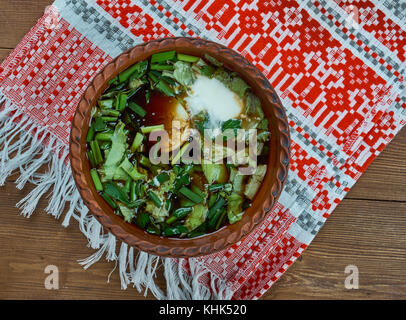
[0,0,405,299]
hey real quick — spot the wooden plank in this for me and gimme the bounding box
[0,48,11,62]
[0,175,405,299]
[347,127,406,201]
[0,0,52,49]
[263,199,406,299]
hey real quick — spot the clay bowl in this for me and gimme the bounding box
[70,37,290,258]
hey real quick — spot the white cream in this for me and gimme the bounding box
[184,75,243,131]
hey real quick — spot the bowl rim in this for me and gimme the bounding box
[69,37,291,258]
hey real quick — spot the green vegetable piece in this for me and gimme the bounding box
[215,208,228,230]
[128,101,147,117]
[86,124,95,143]
[221,119,242,131]
[90,169,103,192]
[87,150,96,168]
[204,54,223,67]
[227,192,244,224]
[148,190,162,208]
[98,99,115,109]
[163,225,188,237]
[230,167,245,194]
[116,92,128,111]
[177,53,200,63]
[95,132,113,141]
[230,76,250,98]
[150,50,176,63]
[156,79,175,97]
[156,172,170,184]
[130,132,144,152]
[171,142,190,165]
[179,187,203,204]
[104,182,129,204]
[244,165,267,200]
[101,116,118,122]
[180,198,195,207]
[101,193,117,209]
[130,181,137,202]
[208,183,232,193]
[93,117,107,132]
[150,64,174,71]
[207,196,226,220]
[245,92,264,119]
[213,68,232,87]
[202,163,228,184]
[118,203,135,223]
[122,159,147,181]
[136,212,150,229]
[102,123,127,180]
[200,65,215,77]
[90,140,103,165]
[208,207,226,229]
[118,60,148,83]
[147,226,161,235]
[108,77,118,85]
[141,124,164,134]
[101,109,120,117]
[173,207,193,219]
[185,204,208,231]
[173,61,195,86]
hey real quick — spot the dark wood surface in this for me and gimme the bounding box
[0,0,405,300]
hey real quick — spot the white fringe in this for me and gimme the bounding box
[0,92,234,300]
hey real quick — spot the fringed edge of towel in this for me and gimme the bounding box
[0,91,234,300]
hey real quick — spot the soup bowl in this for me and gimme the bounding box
[69,37,290,258]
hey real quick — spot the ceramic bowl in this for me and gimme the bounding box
[70,37,290,258]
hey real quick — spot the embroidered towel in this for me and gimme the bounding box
[0,0,404,299]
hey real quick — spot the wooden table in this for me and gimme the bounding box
[1,0,405,300]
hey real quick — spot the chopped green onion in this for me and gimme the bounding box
[171,142,190,165]
[130,181,137,202]
[90,169,103,192]
[148,191,162,208]
[93,117,107,132]
[139,155,151,168]
[141,124,164,134]
[156,172,170,184]
[207,197,226,220]
[118,61,148,83]
[173,207,193,219]
[215,208,227,230]
[162,225,188,237]
[95,132,113,141]
[128,101,147,117]
[90,140,103,165]
[87,150,96,168]
[98,99,115,109]
[116,92,128,111]
[130,132,144,152]
[151,64,174,71]
[177,53,200,63]
[136,212,150,229]
[101,193,117,209]
[208,183,232,193]
[101,109,120,117]
[100,116,118,122]
[156,79,175,97]
[151,50,176,63]
[86,124,95,143]
[179,187,203,204]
